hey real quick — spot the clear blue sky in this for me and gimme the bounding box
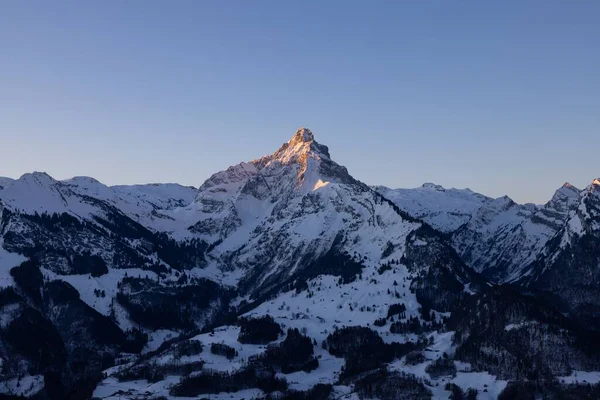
[1,1,598,203]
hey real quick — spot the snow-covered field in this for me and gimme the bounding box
[0,244,26,288]
[559,370,600,385]
[0,375,44,398]
[243,267,421,344]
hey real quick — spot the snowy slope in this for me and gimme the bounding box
[0,172,101,217]
[374,183,491,233]
[518,178,600,313]
[554,179,600,249]
[451,184,581,282]
[0,171,208,278]
[63,176,198,230]
[450,197,549,281]
[0,177,14,190]
[377,182,582,282]
[186,128,420,296]
[0,173,197,229]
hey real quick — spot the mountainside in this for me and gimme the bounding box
[518,179,600,328]
[0,177,14,190]
[378,182,581,283]
[0,129,599,400]
[373,183,491,234]
[0,173,220,397]
[190,128,425,298]
[0,172,207,275]
[457,183,583,282]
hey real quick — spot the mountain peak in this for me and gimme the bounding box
[553,182,580,197]
[289,127,314,145]
[265,128,330,165]
[65,176,103,186]
[197,127,357,201]
[579,178,600,195]
[421,182,445,191]
[18,171,57,186]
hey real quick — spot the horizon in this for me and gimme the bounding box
[1,2,598,204]
[2,125,597,206]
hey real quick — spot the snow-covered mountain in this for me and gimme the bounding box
[517,178,600,327]
[0,172,205,274]
[189,128,430,298]
[1,129,599,400]
[0,172,196,224]
[373,183,491,233]
[377,182,582,283]
[0,177,14,190]
[449,186,576,282]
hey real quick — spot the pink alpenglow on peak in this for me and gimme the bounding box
[288,127,314,145]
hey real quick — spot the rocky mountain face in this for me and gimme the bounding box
[518,179,600,328]
[0,129,599,400]
[377,181,581,283]
[373,183,491,234]
[191,128,420,299]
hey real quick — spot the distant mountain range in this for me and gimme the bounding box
[1,128,599,399]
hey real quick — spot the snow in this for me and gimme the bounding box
[332,385,361,399]
[243,268,421,345]
[41,267,158,316]
[0,303,21,328]
[452,193,567,282]
[94,377,267,400]
[463,283,476,294]
[198,162,258,193]
[451,371,508,399]
[145,329,179,353]
[279,348,343,390]
[186,264,245,287]
[504,321,537,331]
[0,176,14,190]
[0,244,26,288]
[189,326,267,372]
[96,326,272,398]
[94,375,202,400]
[390,355,506,399]
[313,179,330,191]
[193,165,418,292]
[64,176,197,211]
[379,179,585,283]
[0,172,98,217]
[424,331,455,359]
[385,330,508,399]
[559,370,600,384]
[96,256,438,397]
[558,210,587,251]
[65,176,199,232]
[112,182,196,206]
[375,184,490,233]
[567,214,584,237]
[0,172,199,238]
[0,375,44,397]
